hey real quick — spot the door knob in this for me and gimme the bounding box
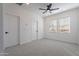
[5,32,8,34]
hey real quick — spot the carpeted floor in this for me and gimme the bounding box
[5,39,79,56]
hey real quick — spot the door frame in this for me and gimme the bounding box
[36,19,38,40]
[3,13,20,49]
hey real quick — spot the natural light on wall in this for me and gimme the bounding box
[59,17,70,33]
[49,17,70,33]
[49,20,57,32]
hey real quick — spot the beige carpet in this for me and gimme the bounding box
[5,39,78,56]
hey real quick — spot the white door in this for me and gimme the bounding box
[4,14,19,48]
[32,19,38,40]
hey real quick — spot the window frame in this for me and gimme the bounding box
[48,16,70,33]
[58,16,70,33]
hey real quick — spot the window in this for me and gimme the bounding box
[49,20,57,32]
[59,17,70,33]
[49,17,70,33]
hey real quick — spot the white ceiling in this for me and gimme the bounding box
[17,3,79,17]
[38,3,79,17]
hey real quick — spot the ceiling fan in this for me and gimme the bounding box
[16,3,23,6]
[39,3,59,14]
[16,3,30,6]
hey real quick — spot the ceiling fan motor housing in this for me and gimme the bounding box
[16,3,23,6]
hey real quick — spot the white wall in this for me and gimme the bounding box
[0,4,3,54]
[76,8,79,44]
[3,3,44,48]
[43,7,79,44]
[37,15,44,39]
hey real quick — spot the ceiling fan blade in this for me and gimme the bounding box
[47,3,52,7]
[39,8,46,10]
[16,3,23,6]
[50,8,59,11]
[43,10,47,14]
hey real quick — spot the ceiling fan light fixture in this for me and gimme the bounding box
[26,3,30,5]
[39,3,59,14]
